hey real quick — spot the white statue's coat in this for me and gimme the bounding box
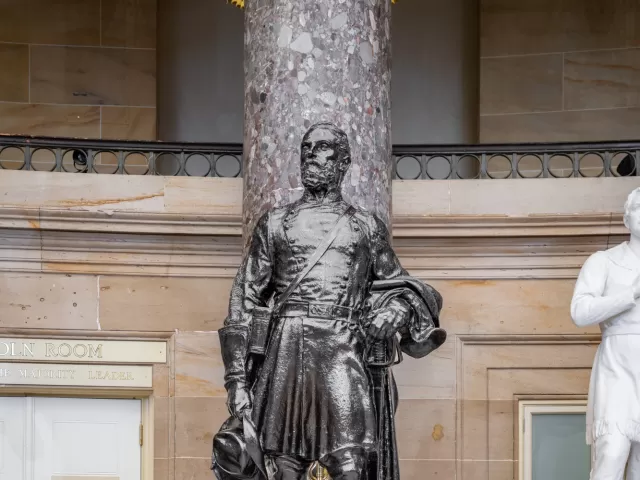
[572,242,640,444]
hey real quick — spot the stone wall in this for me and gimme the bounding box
[480,0,640,143]
[0,171,637,479]
[0,0,156,140]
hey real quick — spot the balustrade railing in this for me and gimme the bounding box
[0,135,637,179]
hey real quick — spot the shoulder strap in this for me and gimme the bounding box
[273,206,356,314]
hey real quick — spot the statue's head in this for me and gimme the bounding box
[624,187,640,238]
[300,122,351,191]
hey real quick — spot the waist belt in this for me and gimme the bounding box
[279,302,362,323]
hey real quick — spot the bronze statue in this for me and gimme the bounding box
[212,123,446,480]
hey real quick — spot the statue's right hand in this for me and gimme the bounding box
[227,383,252,419]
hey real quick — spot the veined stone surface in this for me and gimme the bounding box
[243,0,393,240]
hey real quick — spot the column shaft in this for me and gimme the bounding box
[243,0,393,239]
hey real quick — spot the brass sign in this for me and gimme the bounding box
[0,363,152,388]
[0,338,166,364]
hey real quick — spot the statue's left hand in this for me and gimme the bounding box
[367,298,411,340]
[227,383,252,419]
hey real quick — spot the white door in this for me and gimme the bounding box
[0,397,25,480]
[0,397,141,480]
[33,397,142,480]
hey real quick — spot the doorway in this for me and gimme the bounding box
[0,396,142,480]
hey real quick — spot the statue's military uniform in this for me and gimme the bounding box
[220,190,442,469]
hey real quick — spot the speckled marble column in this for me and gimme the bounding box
[243,0,393,241]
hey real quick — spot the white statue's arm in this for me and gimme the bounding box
[570,252,636,327]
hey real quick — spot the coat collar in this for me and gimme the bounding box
[608,241,640,271]
[301,188,343,204]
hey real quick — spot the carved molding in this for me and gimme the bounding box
[0,207,626,279]
[454,333,598,478]
[394,213,624,237]
[456,334,602,344]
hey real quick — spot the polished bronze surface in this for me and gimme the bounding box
[212,123,446,480]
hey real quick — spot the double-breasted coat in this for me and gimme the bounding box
[222,191,443,462]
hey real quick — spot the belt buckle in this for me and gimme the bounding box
[308,303,332,319]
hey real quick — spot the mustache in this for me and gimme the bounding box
[301,159,323,169]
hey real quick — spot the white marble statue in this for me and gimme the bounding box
[571,187,640,479]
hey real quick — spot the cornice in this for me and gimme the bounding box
[0,207,625,279]
[393,213,623,237]
[0,207,623,236]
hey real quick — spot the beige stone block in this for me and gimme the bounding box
[101,106,156,141]
[461,459,515,480]
[393,339,456,399]
[481,0,629,56]
[393,177,640,219]
[0,227,42,272]
[449,177,640,216]
[154,396,170,459]
[399,460,455,479]
[486,398,517,461]
[459,343,597,414]
[396,399,455,460]
[175,397,228,458]
[154,458,170,480]
[0,103,100,138]
[101,0,156,48]
[0,272,98,330]
[98,276,232,332]
[39,229,178,276]
[175,332,226,397]
[0,170,165,211]
[480,107,640,143]
[0,0,100,45]
[0,0,27,43]
[0,44,28,102]
[489,368,591,400]
[629,7,640,48]
[37,228,241,278]
[391,180,450,216]
[431,279,595,336]
[164,177,243,216]
[565,49,640,110]
[461,343,597,399]
[459,399,490,460]
[485,368,591,461]
[31,46,156,106]
[174,458,211,480]
[480,55,563,115]
[153,364,171,397]
[31,0,100,45]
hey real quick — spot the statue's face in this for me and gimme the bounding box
[626,195,640,238]
[300,127,350,190]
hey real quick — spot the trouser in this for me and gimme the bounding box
[591,434,640,479]
[272,447,367,480]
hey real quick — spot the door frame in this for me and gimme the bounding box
[518,399,589,480]
[0,387,154,480]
